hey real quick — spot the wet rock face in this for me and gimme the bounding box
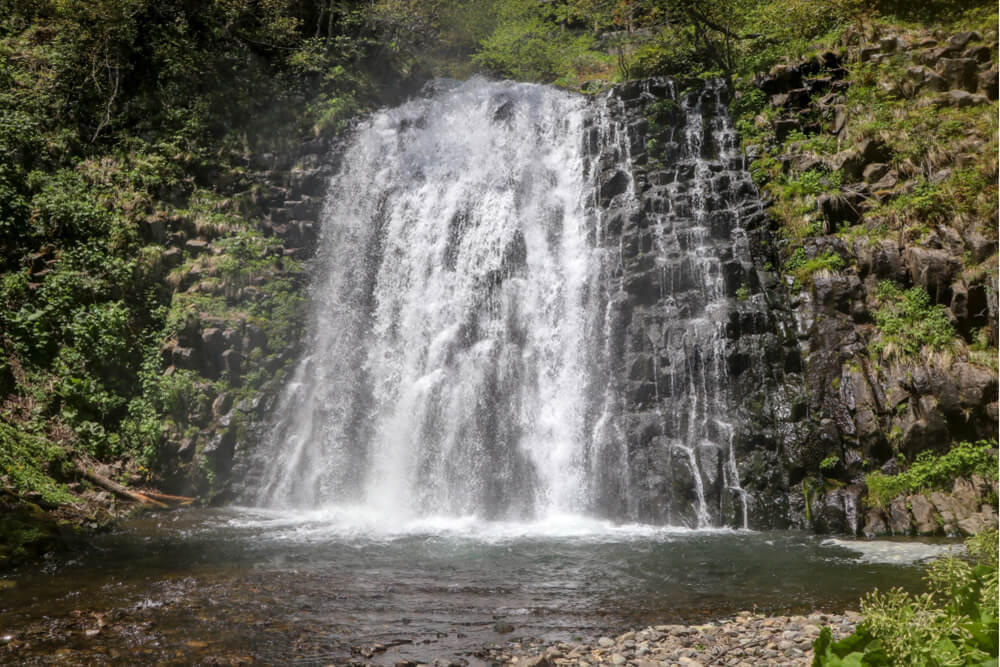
[593,79,807,528]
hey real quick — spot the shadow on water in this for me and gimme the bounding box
[0,507,948,665]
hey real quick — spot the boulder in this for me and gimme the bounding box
[948,31,981,51]
[870,240,904,280]
[828,139,890,181]
[936,90,990,107]
[954,362,998,411]
[888,497,913,535]
[880,36,906,53]
[963,45,993,63]
[859,47,881,62]
[832,105,848,134]
[908,494,940,535]
[862,509,889,537]
[936,58,979,91]
[903,246,958,303]
[978,69,999,100]
[904,66,947,95]
[929,491,966,533]
[222,349,242,384]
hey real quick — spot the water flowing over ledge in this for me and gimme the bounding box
[252,77,778,529]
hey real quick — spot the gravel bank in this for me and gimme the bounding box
[478,611,861,666]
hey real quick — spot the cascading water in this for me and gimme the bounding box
[255,77,759,528]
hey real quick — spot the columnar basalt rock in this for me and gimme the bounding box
[750,30,998,534]
[591,79,808,528]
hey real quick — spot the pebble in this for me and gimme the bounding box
[480,610,860,666]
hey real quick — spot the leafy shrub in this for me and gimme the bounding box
[872,281,956,359]
[813,529,999,666]
[784,247,845,286]
[819,455,840,471]
[865,440,998,509]
[783,169,841,199]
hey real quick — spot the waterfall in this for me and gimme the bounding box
[255,77,756,528]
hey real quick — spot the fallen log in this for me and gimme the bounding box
[142,490,196,506]
[78,466,168,509]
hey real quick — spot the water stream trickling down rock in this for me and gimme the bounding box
[251,78,805,529]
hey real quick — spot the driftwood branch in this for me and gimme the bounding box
[78,465,170,509]
[142,490,196,506]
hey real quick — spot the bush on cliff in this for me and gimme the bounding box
[864,440,998,510]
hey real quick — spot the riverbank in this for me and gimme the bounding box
[479,612,859,667]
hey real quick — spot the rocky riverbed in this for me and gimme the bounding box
[471,611,860,667]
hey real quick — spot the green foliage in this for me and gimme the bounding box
[0,422,74,505]
[473,0,610,84]
[813,529,999,666]
[864,440,998,509]
[871,282,956,360]
[819,455,840,471]
[0,0,397,494]
[784,247,845,287]
[783,169,842,199]
[735,284,751,302]
[730,86,767,122]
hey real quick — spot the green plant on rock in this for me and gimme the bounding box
[871,281,956,361]
[864,440,998,510]
[784,247,845,288]
[819,455,839,471]
[813,529,999,666]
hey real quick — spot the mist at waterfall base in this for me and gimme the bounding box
[0,80,940,664]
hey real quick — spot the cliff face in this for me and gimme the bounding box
[743,28,998,534]
[588,79,808,528]
[216,46,996,532]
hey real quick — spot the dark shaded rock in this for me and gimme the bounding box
[222,349,242,384]
[862,163,890,183]
[185,239,210,254]
[903,246,959,303]
[812,486,862,535]
[936,58,980,91]
[172,346,197,370]
[904,65,947,95]
[774,118,801,141]
[978,69,998,100]
[859,47,881,62]
[963,45,993,63]
[161,247,183,269]
[600,170,631,205]
[818,188,867,229]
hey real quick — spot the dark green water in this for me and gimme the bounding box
[0,507,947,665]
